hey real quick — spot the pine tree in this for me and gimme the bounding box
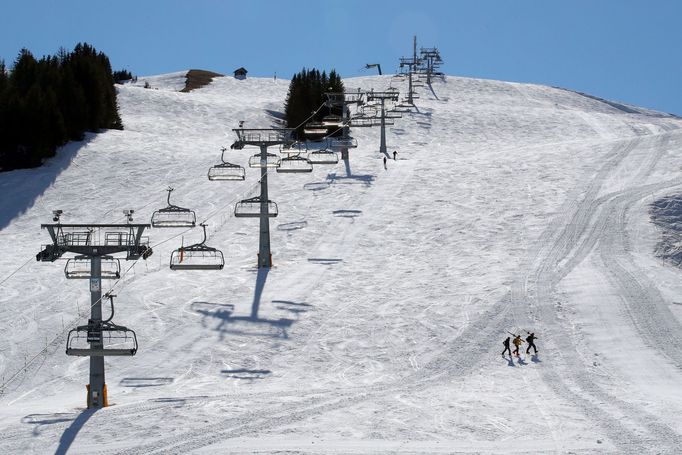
[284,68,345,140]
[0,43,126,171]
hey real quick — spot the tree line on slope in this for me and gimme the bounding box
[0,43,123,171]
[284,68,344,140]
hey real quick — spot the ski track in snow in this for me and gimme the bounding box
[1,73,682,453]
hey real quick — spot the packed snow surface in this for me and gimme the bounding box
[1,71,682,454]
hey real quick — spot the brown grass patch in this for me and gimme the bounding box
[180,69,224,92]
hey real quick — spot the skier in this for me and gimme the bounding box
[393,150,398,160]
[512,334,524,357]
[502,336,512,357]
[526,332,538,354]
[383,156,387,169]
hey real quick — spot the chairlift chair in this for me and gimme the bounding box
[66,321,138,356]
[151,188,197,228]
[303,122,328,140]
[308,149,339,165]
[248,152,281,168]
[169,224,225,270]
[64,256,121,279]
[208,147,246,181]
[276,155,313,173]
[321,115,343,128]
[329,137,358,149]
[234,196,278,218]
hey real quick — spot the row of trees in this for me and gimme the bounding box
[284,68,344,139]
[0,43,123,171]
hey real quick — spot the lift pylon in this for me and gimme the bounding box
[37,220,152,409]
[231,128,295,268]
[365,89,400,155]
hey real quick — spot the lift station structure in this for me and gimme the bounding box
[36,215,151,408]
[231,128,296,268]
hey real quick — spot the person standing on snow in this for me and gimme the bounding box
[526,332,538,354]
[512,334,524,357]
[393,150,398,160]
[383,156,387,169]
[502,336,512,357]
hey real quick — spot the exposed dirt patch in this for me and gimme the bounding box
[180,69,224,93]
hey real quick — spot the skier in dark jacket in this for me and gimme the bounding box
[525,332,538,354]
[502,336,512,357]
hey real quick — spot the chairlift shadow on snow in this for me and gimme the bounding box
[0,135,93,231]
[307,258,343,265]
[326,171,375,187]
[272,299,313,317]
[303,181,330,191]
[332,209,362,218]
[21,413,77,437]
[53,408,98,455]
[119,377,174,388]
[190,269,294,340]
[220,368,272,380]
[277,220,308,232]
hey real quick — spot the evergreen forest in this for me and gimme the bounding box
[283,68,344,139]
[0,43,123,171]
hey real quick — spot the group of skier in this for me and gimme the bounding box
[502,332,538,357]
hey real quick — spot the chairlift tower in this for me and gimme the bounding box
[324,90,364,160]
[419,47,443,85]
[36,217,151,408]
[399,36,420,105]
[366,89,399,155]
[231,128,295,268]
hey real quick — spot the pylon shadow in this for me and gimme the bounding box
[54,408,97,455]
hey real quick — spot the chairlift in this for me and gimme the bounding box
[329,137,358,149]
[248,152,281,168]
[276,155,313,173]
[66,322,138,356]
[64,256,121,279]
[303,122,328,139]
[170,224,225,270]
[349,117,374,128]
[208,147,246,181]
[309,149,339,165]
[321,115,343,128]
[151,187,196,228]
[234,196,278,218]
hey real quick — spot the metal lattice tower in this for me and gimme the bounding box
[36,220,151,408]
[419,47,443,85]
[399,36,420,105]
[231,128,295,268]
[365,89,400,155]
[324,90,364,160]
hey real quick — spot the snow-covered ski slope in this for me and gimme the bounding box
[1,71,682,454]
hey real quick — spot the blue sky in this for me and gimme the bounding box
[1,0,680,114]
